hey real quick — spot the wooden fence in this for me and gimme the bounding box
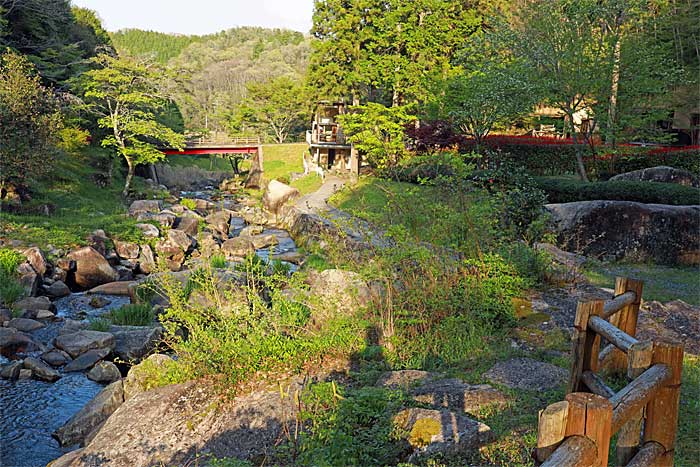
[536,277,684,467]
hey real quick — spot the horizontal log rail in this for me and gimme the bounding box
[588,315,638,353]
[602,291,637,319]
[610,364,671,433]
[540,435,597,467]
[582,371,615,398]
[626,442,666,467]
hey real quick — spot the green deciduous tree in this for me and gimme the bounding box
[0,50,61,197]
[80,54,184,196]
[232,75,311,143]
[338,103,417,170]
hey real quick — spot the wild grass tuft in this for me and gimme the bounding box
[209,254,227,269]
[107,303,155,326]
[87,318,112,331]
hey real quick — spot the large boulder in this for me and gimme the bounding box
[14,296,53,315]
[305,269,372,323]
[64,348,110,372]
[24,247,48,276]
[67,247,119,289]
[128,200,162,217]
[87,361,122,384]
[166,229,196,252]
[54,330,115,359]
[123,353,174,400]
[137,244,156,274]
[174,216,199,236]
[68,378,304,467]
[23,356,61,382]
[45,280,71,298]
[87,281,135,296]
[546,201,700,265]
[53,380,125,447]
[110,325,162,362]
[393,407,493,461]
[113,240,140,260]
[16,262,40,297]
[0,327,39,358]
[221,236,255,258]
[8,317,44,332]
[205,210,232,236]
[263,180,300,214]
[610,165,699,187]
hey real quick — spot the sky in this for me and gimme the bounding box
[71,0,315,35]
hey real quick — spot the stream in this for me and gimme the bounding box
[1,189,300,467]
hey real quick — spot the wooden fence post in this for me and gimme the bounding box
[615,340,654,465]
[643,340,684,467]
[569,300,604,393]
[536,401,569,463]
[601,277,644,373]
[565,392,613,467]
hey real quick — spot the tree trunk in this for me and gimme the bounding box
[570,125,590,182]
[123,156,135,197]
[606,34,622,147]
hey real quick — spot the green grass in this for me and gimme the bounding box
[677,355,700,466]
[87,318,112,332]
[210,254,227,269]
[0,151,146,249]
[0,248,26,306]
[263,143,307,181]
[106,303,155,326]
[291,174,324,195]
[584,262,700,305]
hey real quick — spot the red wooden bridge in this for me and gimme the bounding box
[163,136,262,155]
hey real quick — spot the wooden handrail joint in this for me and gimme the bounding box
[588,315,638,353]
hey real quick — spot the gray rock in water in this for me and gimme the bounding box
[110,326,162,363]
[14,296,53,313]
[18,368,32,380]
[53,380,125,447]
[0,360,23,380]
[87,361,121,383]
[485,357,567,391]
[8,318,45,332]
[609,165,699,187]
[546,201,700,266]
[88,295,111,308]
[0,327,38,358]
[23,356,61,382]
[54,330,115,358]
[64,348,110,372]
[394,407,493,461]
[45,280,71,298]
[41,349,71,367]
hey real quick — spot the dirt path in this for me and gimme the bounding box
[295,175,346,213]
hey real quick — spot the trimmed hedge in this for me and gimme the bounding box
[535,177,700,206]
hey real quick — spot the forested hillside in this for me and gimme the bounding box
[111,27,311,137]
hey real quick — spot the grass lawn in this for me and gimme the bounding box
[0,151,148,250]
[166,153,234,171]
[584,261,700,305]
[263,143,307,181]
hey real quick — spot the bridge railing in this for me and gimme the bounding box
[185,135,261,146]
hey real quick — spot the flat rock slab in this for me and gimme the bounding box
[64,348,111,372]
[377,371,507,416]
[484,357,567,391]
[23,356,61,382]
[110,326,162,362]
[394,407,493,461]
[8,318,45,332]
[54,330,115,359]
[53,380,125,447]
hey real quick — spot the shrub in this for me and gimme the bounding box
[107,304,155,326]
[0,248,24,276]
[57,127,90,153]
[535,177,700,205]
[0,280,25,307]
[209,254,227,269]
[180,198,197,210]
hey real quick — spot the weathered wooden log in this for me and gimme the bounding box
[644,341,684,467]
[610,363,670,434]
[581,371,615,399]
[603,277,643,373]
[536,401,569,463]
[616,340,654,464]
[602,291,636,319]
[565,392,612,466]
[626,441,666,467]
[568,301,603,393]
[540,435,597,467]
[588,316,638,353]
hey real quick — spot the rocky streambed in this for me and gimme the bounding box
[0,185,306,467]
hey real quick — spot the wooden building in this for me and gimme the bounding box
[306,101,360,174]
